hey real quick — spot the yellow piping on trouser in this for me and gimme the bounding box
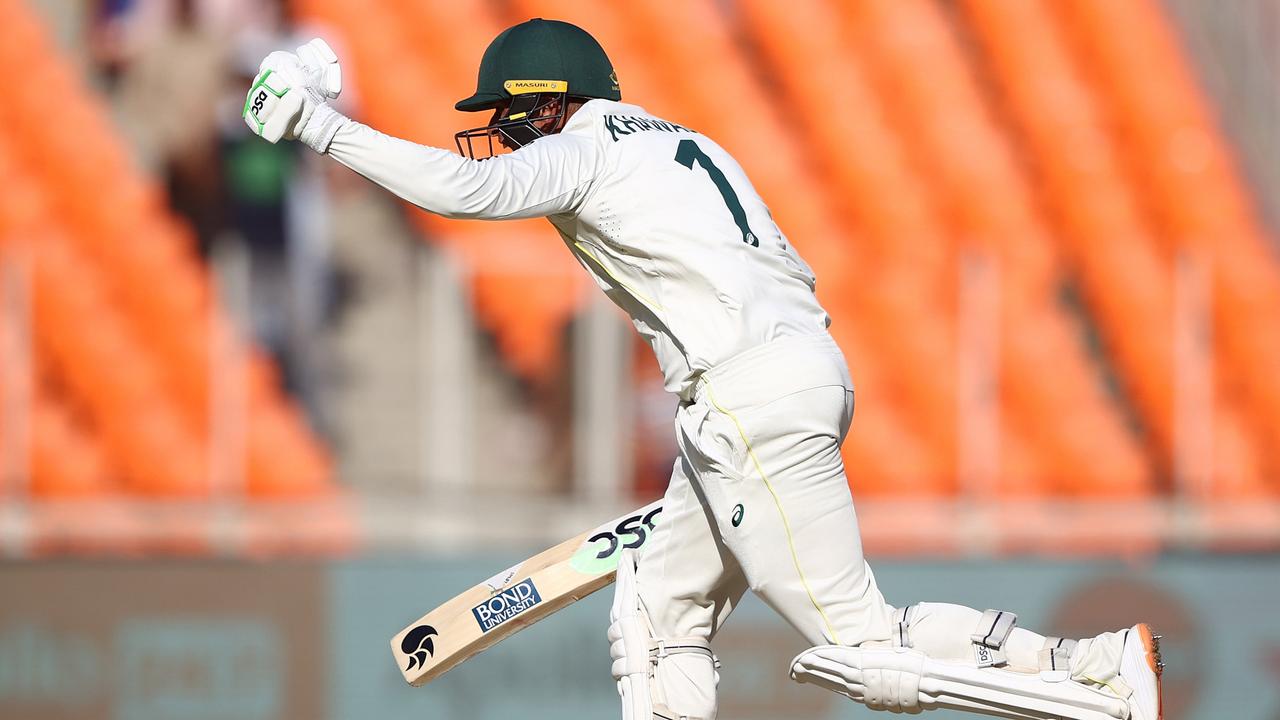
[703,379,841,645]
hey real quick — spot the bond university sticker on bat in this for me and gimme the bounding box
[471,578,543,633]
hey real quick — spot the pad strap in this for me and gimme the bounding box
[650,637,718,666]
[1038,637,1079,682]
[650,636,719,720]
[970,609,1017,668]
[892,604,918,649]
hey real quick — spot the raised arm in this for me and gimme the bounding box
[322,113,599,220]
[241,40,599,221]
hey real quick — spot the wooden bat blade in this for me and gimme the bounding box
[391,500,663,686]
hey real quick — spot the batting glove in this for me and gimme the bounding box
[243,38,345,152]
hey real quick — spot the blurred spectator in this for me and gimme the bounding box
[114,0,228,248]
[87,0,135,85]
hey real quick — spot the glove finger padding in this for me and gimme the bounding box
[608,550,653,720]
[296,38,342,99]
[617,676,652,720]
[609,551,650,678]
[243,63,305,143]
[608,622,643,680]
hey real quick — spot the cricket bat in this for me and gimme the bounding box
[391,500,663,686]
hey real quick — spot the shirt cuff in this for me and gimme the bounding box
[301,103,349,154]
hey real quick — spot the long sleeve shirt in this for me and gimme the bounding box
[325,99,830,400]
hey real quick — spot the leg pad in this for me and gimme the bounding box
[791,644,1130,720]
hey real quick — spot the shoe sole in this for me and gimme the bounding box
[1135,623,1164,720]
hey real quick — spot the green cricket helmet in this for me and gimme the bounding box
[455,18,621,158]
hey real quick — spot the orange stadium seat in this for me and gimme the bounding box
[26,399,111,498]
[0,290,112,498]
[245,400,333,497]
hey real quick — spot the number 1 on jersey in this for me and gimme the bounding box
[674,139,759,247]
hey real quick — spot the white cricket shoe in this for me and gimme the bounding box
[1118,623,1164,720]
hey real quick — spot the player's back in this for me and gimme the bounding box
[551,100,830,398]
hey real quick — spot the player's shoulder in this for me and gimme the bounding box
[563,99,698,145]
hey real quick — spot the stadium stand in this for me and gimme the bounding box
[0,0,333,503]
[4,0,1276,532]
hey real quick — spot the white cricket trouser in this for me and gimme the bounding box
[631,333,1132,719]
[637,332,894,649]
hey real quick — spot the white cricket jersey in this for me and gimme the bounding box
[325,99,831,399]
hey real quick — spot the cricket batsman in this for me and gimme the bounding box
[245,20,1163,720]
